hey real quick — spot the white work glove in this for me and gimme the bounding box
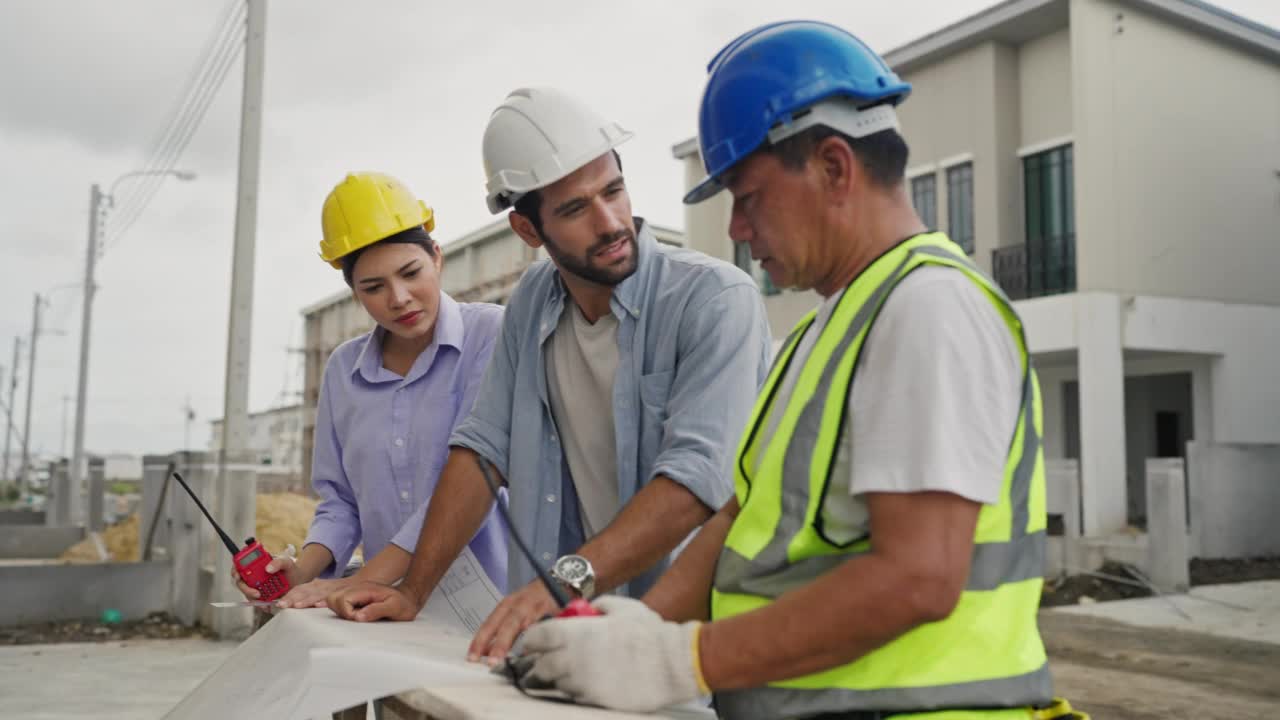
[517,596,710,713]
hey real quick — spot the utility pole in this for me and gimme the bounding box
[69,184,104,527]
[61,395,71,458]
[19,294,43,497]
[213,0,267,638]
[0,365,5,483]
[1,339,16,483]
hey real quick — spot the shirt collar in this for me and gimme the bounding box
[351,290,463,384]
[610,217,655,320]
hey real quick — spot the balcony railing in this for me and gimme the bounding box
[992,235,1076,301]
[992,245,1028,300]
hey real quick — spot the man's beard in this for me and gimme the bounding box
[541,227,638,287]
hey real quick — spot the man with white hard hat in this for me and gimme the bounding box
[329,86,772,665]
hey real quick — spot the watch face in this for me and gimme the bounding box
[554,555,591,584]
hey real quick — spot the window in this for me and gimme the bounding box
[910,174,937,230]
[1023,145,1075,297]
[733,240,779,296]
[946,162,975,254]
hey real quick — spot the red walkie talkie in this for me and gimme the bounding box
[474,457,600,618]
[171,471,290,602]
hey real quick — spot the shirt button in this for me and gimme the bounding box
[550,434,559,445]
[541,552,553,562]
[394,438,404,447]
[545,494,556,503]
[400,491,409,500]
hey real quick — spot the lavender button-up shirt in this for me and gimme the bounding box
[304,292,509,590]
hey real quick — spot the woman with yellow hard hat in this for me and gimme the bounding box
[234,172,508,606]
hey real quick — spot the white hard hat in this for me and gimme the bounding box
[482,87,634,215]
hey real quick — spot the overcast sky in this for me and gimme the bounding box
[1,0,1277,460]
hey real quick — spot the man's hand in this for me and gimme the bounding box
[276,576,351,609]
[232,551,305,601]
[325,581,420,622]
[517,596,706,712]
[467,580,557,663]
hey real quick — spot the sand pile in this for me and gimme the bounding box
[59,514,143,563]
[58,492,319,563]
[254,492,319,555]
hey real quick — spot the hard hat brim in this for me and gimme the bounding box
[683,174,725,205]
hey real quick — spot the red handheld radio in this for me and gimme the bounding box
[171,471,290,602]
[474,457,600,619]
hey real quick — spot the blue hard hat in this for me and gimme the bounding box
[684,20,912,205]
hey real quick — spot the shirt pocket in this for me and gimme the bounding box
[414,390,462,495]
[638,370,674,467]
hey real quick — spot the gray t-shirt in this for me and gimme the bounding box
[546,301,622,537]
[758,267,1023,543]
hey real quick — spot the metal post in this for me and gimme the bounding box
[19,294,42,498]
[1,339,14,482]
[213,0,266,639]
[70,184,103,527]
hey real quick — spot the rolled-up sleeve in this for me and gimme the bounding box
[449,304,517,481]
[649,281,771,509]
[303,363,361,577]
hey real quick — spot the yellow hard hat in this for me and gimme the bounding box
[320,172,436,268]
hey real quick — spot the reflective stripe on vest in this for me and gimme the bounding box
[711,234,1053,720]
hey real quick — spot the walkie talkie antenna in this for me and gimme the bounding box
[474,455,571,608]
[171,471,240,556]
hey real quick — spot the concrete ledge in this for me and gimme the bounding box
[0,560,173,625]
[0,526,85,559]
[1079,532,1148,570]
[0,510,46,525]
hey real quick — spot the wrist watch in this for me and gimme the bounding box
[550,554,596,600]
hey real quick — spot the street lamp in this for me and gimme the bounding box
[107,169,198,200]
[64,169,195,528]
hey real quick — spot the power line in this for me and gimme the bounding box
[105,0,247,250]
[109,0,244,226]
[108,4,245,245]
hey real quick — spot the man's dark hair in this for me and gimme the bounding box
[766,125,909,189]
[341,224,437,287]
[512,149,624,236]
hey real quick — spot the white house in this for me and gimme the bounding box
[673,0,1280,560]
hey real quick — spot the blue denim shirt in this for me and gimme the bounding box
[450,219,771,596]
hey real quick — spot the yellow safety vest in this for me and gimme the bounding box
[711,233,1052,719]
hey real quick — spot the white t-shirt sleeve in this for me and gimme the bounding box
[847,267,1023,505]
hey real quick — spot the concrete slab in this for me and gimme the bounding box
[0,526,84,559]
[1049,579,1280,645]
[0,509,46,525]
[0,560,173,625]
[0,638,237,720]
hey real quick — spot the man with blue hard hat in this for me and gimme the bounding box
[515,20,1087,720]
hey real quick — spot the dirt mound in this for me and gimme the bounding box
[1041,562,1154,607]
[254,492,319,555]
[58,492,319,563]
[59,514,143,563]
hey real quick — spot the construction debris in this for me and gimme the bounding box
[0,611,214,646]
